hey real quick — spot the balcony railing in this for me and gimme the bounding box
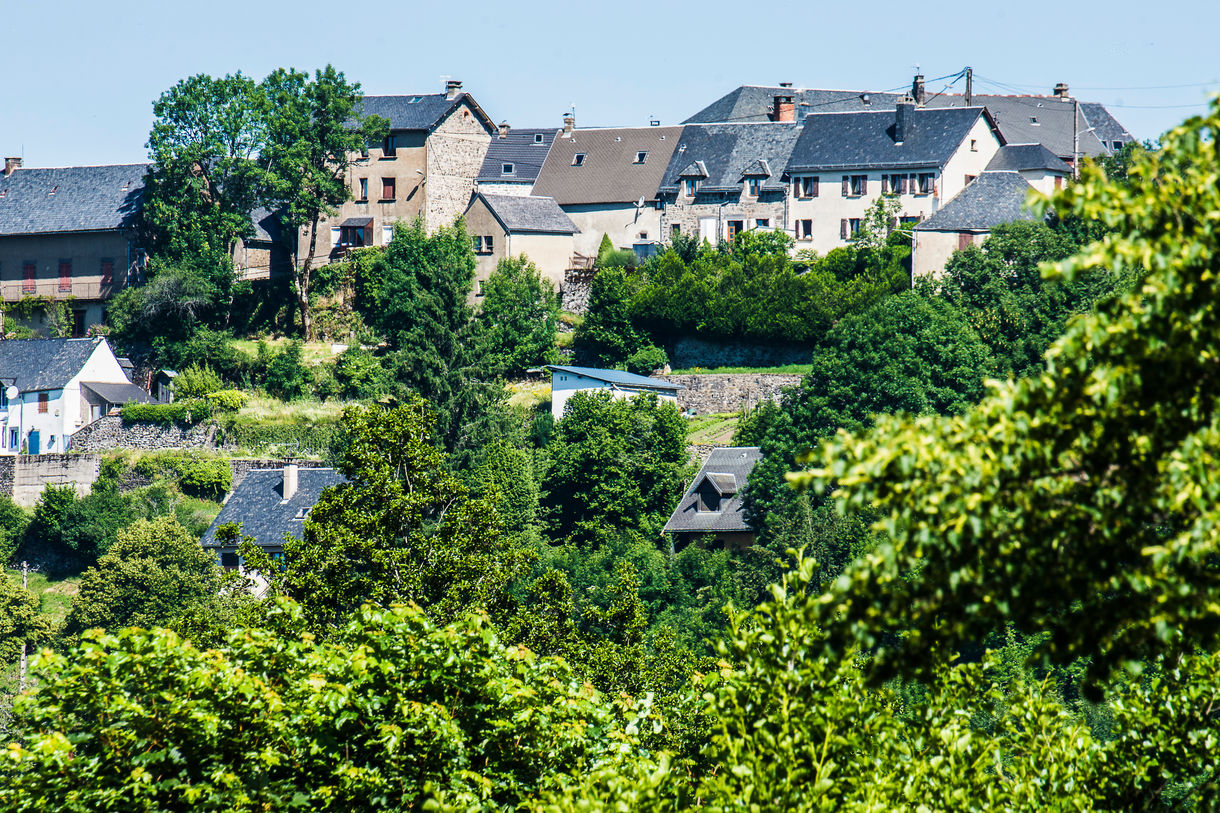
[1,281,123,302]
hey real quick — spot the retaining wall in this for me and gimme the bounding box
[656,373,803,415]
[70,416,220,452]
[561,267,596,314]
[0,453,101,506]
[665,337,813,370]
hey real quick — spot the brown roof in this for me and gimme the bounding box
[531,126,684,205]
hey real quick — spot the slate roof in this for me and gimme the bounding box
[658,123,802,194]
[914,171,1039,232]
[663,447,763,534]
[684,85,905,124]
[477,128,558,183]
[985,143,1071,174]
[355,92,494,133]
[1080,102,1135,145]
[249,207,283,243]
[474,194,578,234]
[201,467,348,551]
[787,107,987,172]
[0,337,105,392]
[531,127,684,205]
[924,94,1107,159]
[546,365,685,390]
[81,382,155,404]
[0,164,146,236]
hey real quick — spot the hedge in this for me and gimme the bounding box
[121,400,214,425]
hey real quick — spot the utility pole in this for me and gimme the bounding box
[18,560,27,693]
[1072,96,1079,180]
[965,67,973,106]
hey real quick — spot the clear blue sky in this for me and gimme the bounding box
[4,0,1217,167]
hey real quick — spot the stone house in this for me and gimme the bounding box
[0,336,152,455]
[531,120,683,259]
[546,365,683,420]
[473,125,557,197]
[663,446,762,550]
[656,121,802,245]
[911,170,1043,278]
[784,103,1002,254]
[300,81,496,266]
[0,160,147,334]
[463,192,579,293]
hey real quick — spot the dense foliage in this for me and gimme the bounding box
[476,256,561,377]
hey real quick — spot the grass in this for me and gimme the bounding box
[554,332,575,349]
[4,568,79,627]
[231,394,348,425]
[669,364,812,375]
[686,412,740,446]
[558,312,584,329]
[230,339,346,367]
[507,380,551,412]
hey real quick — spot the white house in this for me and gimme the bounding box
[0,336,153,454]
[546,365,684,420]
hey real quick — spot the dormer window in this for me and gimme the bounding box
[534,133,544,144]
[502,163,514,175]
[683,178,699,196]
[746,178,762,196]
[634,151,649,164]
[572,153,586,167]
[407,96,423,103]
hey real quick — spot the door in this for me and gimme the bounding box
[27,430,39,455]
[698,217,717,245]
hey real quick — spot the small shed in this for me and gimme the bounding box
[545,365,684,420]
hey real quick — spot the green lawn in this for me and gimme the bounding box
[686,413,740,446]
[4,568,79,627]
[669,364,812,375]
[229,339,346,367]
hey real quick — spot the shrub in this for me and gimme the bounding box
[121,400,214,425]
[625,344,668,375]
[174,365,224,399]
[204,389,248,412]
[178,459,231,500]
[264,340,312,401]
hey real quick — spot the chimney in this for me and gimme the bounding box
[562,112,575,137]
[283,463,299,501]
[445,79,462,100]
[4,157,21,176]
[895,96,915,143]
[498,121,510,138]
[1053,82,1070,99]
[771,94,795,122]
[912,74,926,106]
[779,81,793,88]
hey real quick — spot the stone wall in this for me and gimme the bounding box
[426,100,493,232]
[229,458,330,491]
[70,416,219,452]
[660,192,788,243]
[0,453,101,506]
[665,337,812,370]
[657,373,802,415]
[561,267,596,314]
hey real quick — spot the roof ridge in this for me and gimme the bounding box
[8,162,150,171]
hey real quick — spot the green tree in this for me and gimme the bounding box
[24,483,139,567]
[476,255,560,376]
[0,494,30,565]
[790,97,1220,687]
[60,516,220,643]
[573,266,651,366]
[0,575,52,667]
[264,339,312,401]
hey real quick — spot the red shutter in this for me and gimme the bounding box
[842,175,850,196]
[958,232,971,250]
[22,262,35,294]
[58,260,71,293]
[841,219,849,239]
[811,176,819,197]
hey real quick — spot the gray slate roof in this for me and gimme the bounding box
[659,122,802,194]
[1080,102,1134,145]
[531,127,684,205]
[0,164,147,236]
[787,107,986,172]
[914,171,1038,232]
[477,128,558,183]
[0,337,106,392]
[81,382,154,404]
[924,94,1107,159]
[547,365,685,390]
[663,447,763,534]
[355,93,494,133]
[985,143,1071,174]
[201,468,348,551]
[475,194,578,234]
[685,86,905,124]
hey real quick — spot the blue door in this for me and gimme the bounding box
[28,430,39,455]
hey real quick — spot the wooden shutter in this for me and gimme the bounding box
[22,262,35,294]
[842,175,850,196]
[811,176,819,197]
[841,219,849,239]
[58,260,72,293]
[958,232,971,250]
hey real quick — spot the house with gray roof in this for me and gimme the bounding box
[0,336,152,455]
[0,161,148,334]
[785,104,1002,253]
[657,122,802,245]
[685,85,905,124]
[911,171,1042,277]
[547,365,683,420]
[475,125,558,196]
[463,192,579,292]
[984,144,1071,195]
[531,121,683,259]
[202,464,347,574]
[663,446,762,549]
[303,80,497,267]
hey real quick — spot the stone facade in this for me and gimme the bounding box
[665,337,812,370]
[657,374,802,415]
[0,453,101,506]
[561,267,596,314]
[661,191,788,245]
[70,416,219,452]
[426,106,493,232]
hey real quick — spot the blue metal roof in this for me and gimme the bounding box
[546,365,684,390]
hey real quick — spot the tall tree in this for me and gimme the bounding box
[258,66,387,339]
[476,255,560,377]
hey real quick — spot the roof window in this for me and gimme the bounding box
[534,133,544,144]
[572,153,586,167]
[634,151,648,164]
[407,96,422,103]
[502,162,514,175]
[1030,116,1040,125]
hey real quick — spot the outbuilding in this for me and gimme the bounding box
[545,365,683,420]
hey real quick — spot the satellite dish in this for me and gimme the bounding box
[4,386,16,400]
[636,195,645,208]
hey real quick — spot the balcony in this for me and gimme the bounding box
[1,281,122,302]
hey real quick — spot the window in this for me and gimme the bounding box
[683,178,699,197]
[22,262,35,294]
[8,429,16,449]
[381,177,396,200]
[970,139,978,151]
[72,310,86,338]
[899,216,921,228]
[58,259,72,293]
[842,174,867,197]
[849,218,862,237]
[338,225,367,247]
[1030,116,1039,125]
[472,235,494,254]
[358,178,368,200]
[100,258,114,285]
[755,218,770,229]
[634,151,648,164]
[330,227,341,248]
[796,219,813,241]
[38,393,48,414]
[638,231,648,240]
[534,133,544,144]
[382,225,394,245]
[917,173,935,195]
[572,153,586,167]
[726,220,744,241]
[882,174,908,194]
[793,176,818,198]
[382,135,397,157]
[0,389,6,409]
[746,178,762,196]
[502,162,514,175]
[671,224,681,238]
[964,174,977,186]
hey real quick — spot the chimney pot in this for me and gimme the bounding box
[912,74,926,106]
[445,79,462,100]
[771,95,795,123]
[4,157,21,176]
[562,112,575,136]
[283,463,299,501]
[498,121,510,138]
[1053,82,1070,99]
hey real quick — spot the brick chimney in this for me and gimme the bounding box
[498,121,510,138]
[4,157,21,176]
[912,74,926,106]
[1053,82,1070,99]
[771,94,795,122]
[894,96,915,143]
[445,79,463,100]
[562,112,575,137]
